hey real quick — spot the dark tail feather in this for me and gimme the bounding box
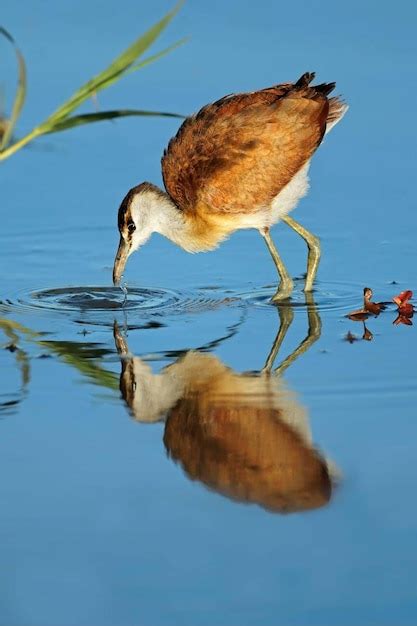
[295,72,316,87]
[314,81,336,96]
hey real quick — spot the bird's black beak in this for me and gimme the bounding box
[113,236,130,286]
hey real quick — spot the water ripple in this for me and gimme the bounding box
[0,280,366,322]
[232,280,363,313]
[29,286,179,312]
[0,285,241,326]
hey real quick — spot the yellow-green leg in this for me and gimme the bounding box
[282,215,321,292]
[260,227,293,301]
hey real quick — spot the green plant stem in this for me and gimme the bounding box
[0,2,184,162]
[0,127,41,160]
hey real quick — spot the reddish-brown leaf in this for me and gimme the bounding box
[392,290,413,307]
[392,289,414,319]
[347,310,369,321]
[347,287,386,320]
[363,287,386,315]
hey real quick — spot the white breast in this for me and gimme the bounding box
[268,160,311,225]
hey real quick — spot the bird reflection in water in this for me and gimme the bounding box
[114,295,337,514]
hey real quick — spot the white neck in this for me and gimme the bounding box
[130,184,230,253]
[131,187,201,252]
[150,192,189,246]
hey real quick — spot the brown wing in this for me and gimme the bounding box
[161,72,334,215]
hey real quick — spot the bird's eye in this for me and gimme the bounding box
[127,221,136,234]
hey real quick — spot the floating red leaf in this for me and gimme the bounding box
[392,290,414,320]
[392,290,412,307]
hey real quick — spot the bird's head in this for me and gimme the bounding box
[112,183,156,286]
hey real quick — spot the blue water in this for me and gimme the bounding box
[1,1,417,624]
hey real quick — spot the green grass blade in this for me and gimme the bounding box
[0,26,27,150]
[62,36,187,109]
[90,37,187,96]
[46,108,185,133]
[84,37,188,102]
[39,1,183,131]
[109,37,188,87]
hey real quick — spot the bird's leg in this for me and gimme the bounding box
[282,216,321,292]
[259,227,293,301]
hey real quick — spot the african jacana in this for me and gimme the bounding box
[113,72,347,299]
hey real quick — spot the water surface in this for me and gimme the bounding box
[1,0,417,624]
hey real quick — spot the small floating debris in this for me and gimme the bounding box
[363,287,387,315]
[393,290,414,326]
[344,331,358,343]
[346,285,414,330]
[393,290,413,316]
[347,310,369,321]
[347,287,386,320]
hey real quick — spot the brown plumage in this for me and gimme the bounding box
[162,72,339,216]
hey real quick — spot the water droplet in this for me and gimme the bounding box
[120,280,128,307]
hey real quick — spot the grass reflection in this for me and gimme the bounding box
[37,340,118,391]
[0,318,32,414]
[0,317,118,407]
